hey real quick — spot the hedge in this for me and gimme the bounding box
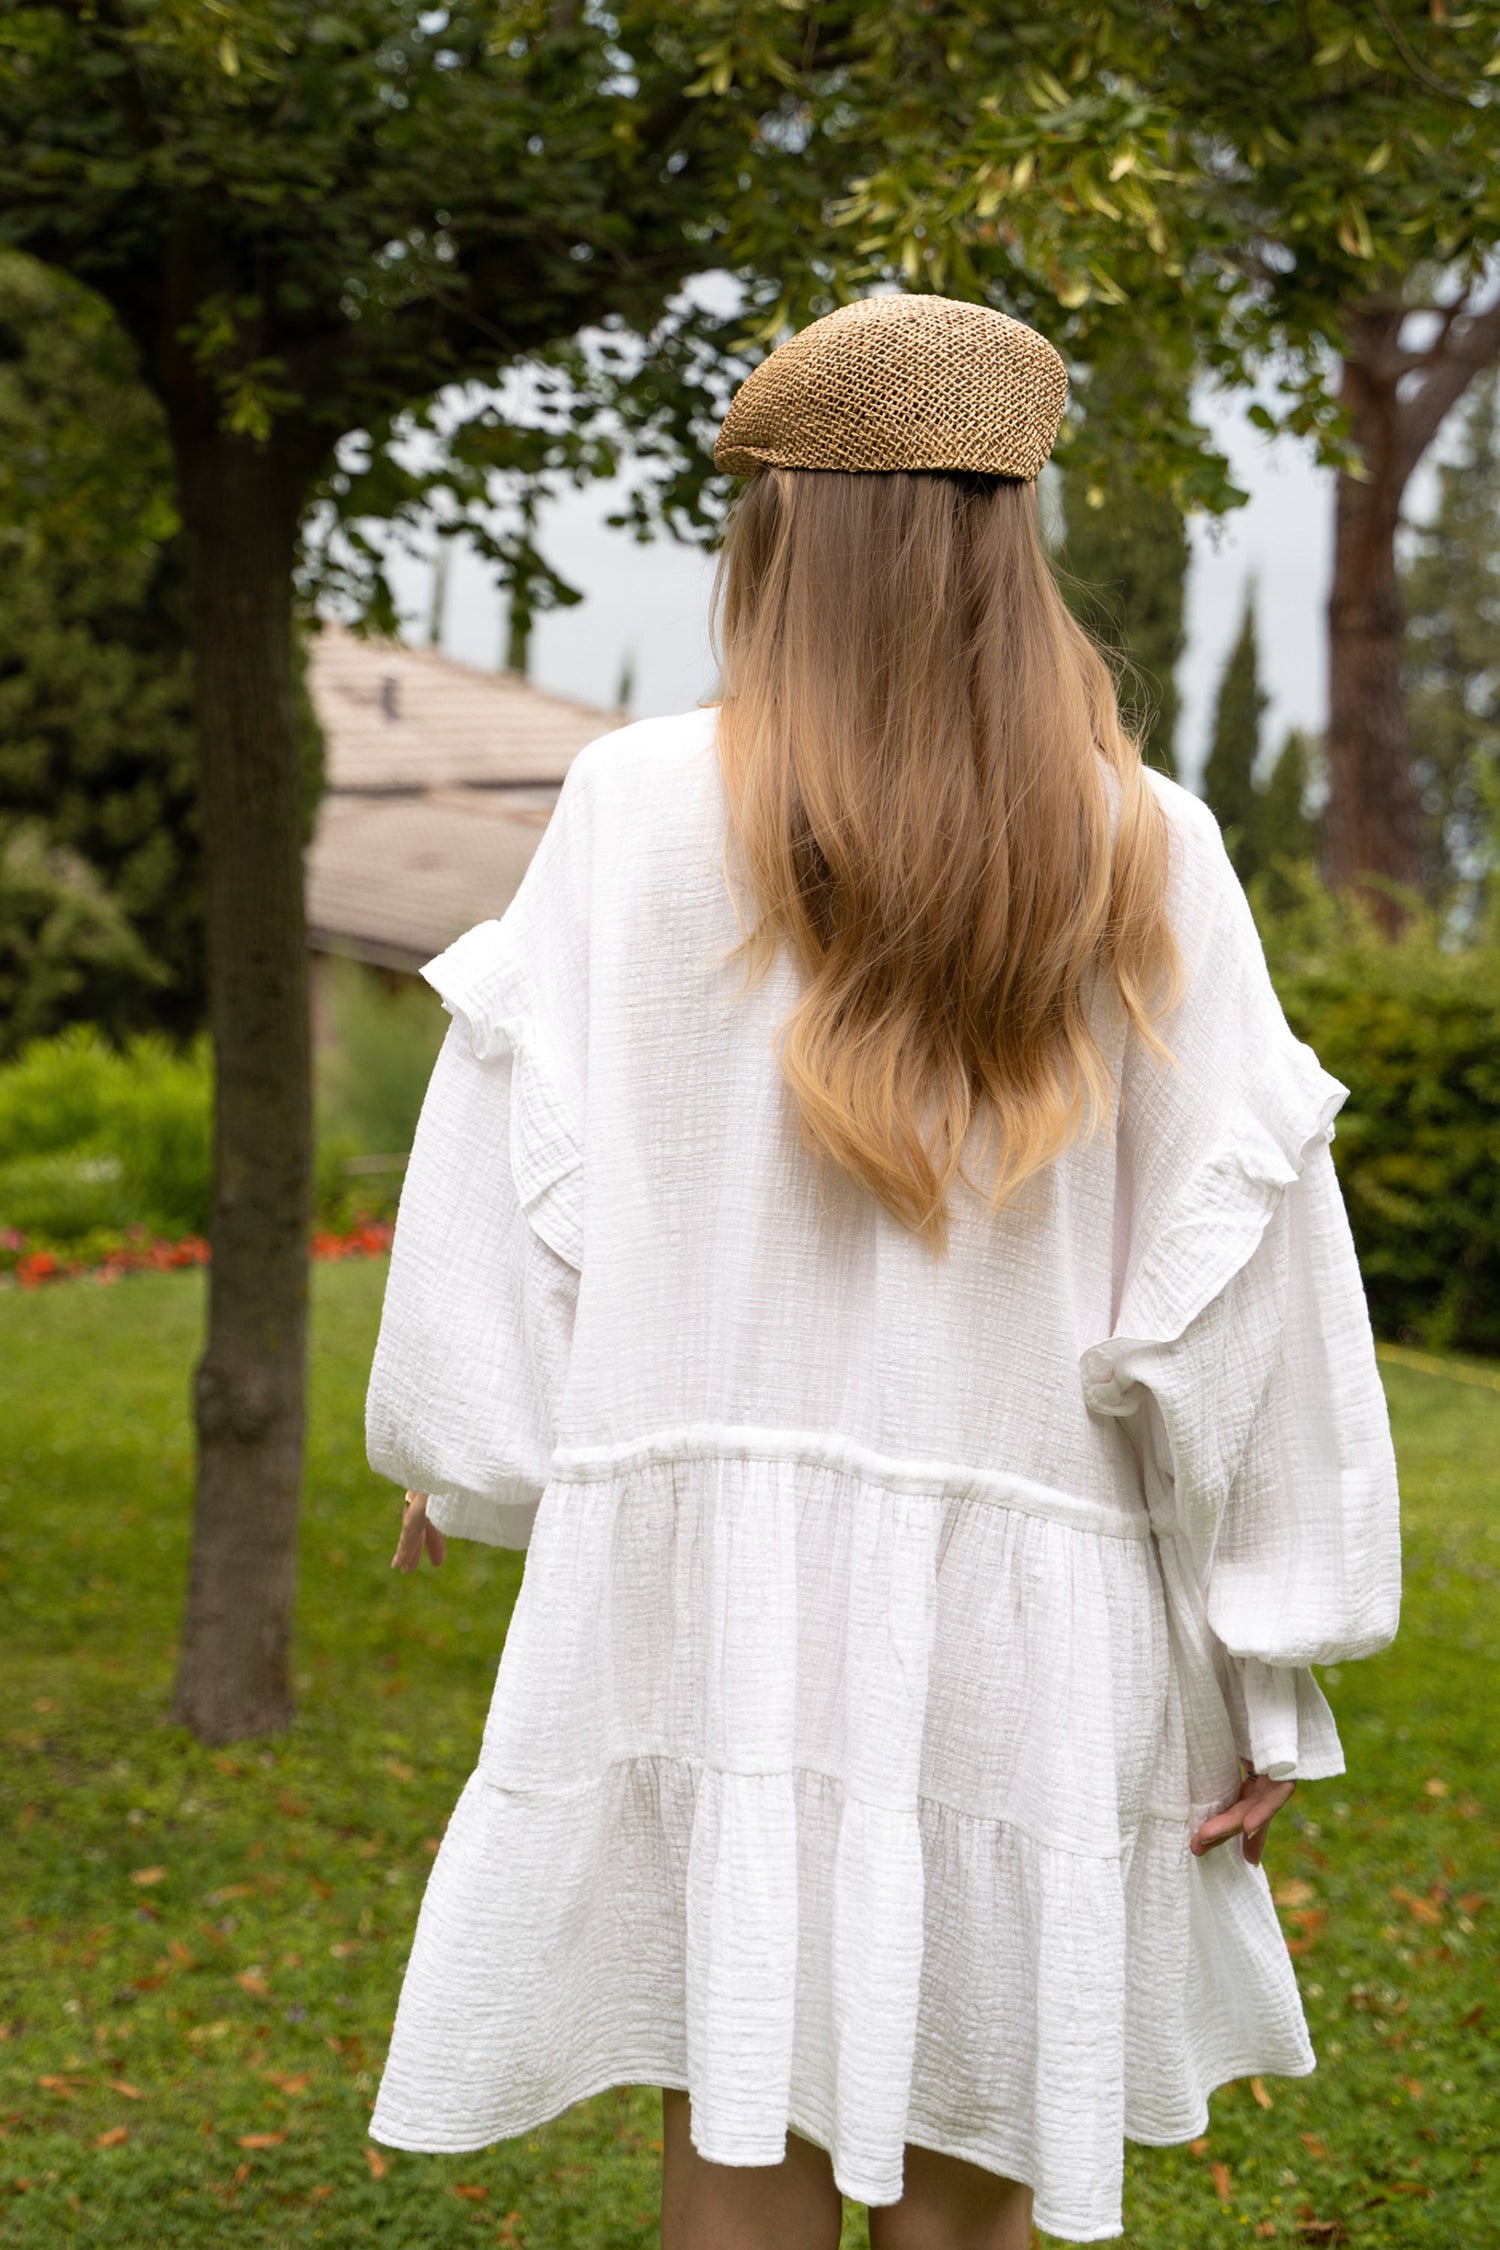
[1262,882,1500,1357]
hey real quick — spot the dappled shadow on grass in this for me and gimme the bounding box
[1,1272,1495,2246]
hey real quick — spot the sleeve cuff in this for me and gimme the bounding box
[425,1484,542,1552]
[1228,1656,1347,1781]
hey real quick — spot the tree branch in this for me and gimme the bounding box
[1396,292,1500,485]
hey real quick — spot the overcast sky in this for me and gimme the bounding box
[381,379,1457,793]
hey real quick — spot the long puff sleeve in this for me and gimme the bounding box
[364,741,596,1546]
[1081,781,1401,1787]
[364,1021,580,1548]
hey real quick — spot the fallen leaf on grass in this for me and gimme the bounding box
[1250,2077,1273,2110]
[364,2147,387,2179]
[1273,1880,1316,1907]
[1390,1885,1442,1927]
[385,1758,415,1782]
[1189,2136,1210,2157]
[1460,2002,1486,2028]
[95,2127,128,2148]
[130,1867,166,1887]
[1385,2182,1434,2199]
[1396,2076,1424,2101]
[329,1941,361,1959]
[496,2216,523,2246]
[1211,2162,1232,2201]
[106,2080,143,2100]
[453,2183,488,2200]
[237,2132,286,2150]
[1457,1891,1487,1914]
[207,1885,255,1906]
[1423,1777,1447,1797]
[235,1970,270,1999]
[1257,2226,1276,2241]
[1300,2133,1331,2160]
[310,2185,334,2202]
[264,2071,311,2095]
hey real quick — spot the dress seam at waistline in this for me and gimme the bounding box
[466,1752,1139,1862]
[546,1423,1151,1541]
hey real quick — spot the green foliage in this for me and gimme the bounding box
[1202,592,1268,862]
[1202,600,1319,891]
[0,1025,213,1243]
[1,1267,1496,2244]
[0,819,168,1057]
[0,252,330,1049]
[1056,355,1191,775]
[0,960,445,1254]
[1254,727,1320,883]
[1402,368,1500,918]
[0,252,201,1044]
[1261,887,1500,1356]
[315,955,445,1165]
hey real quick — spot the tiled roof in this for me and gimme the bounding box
[310,623,617,792]
[305,628,622,967]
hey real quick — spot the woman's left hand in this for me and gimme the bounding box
[392,1491,446,1572]
[1189,1767,1296,1866]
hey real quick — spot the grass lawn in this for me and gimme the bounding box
[1,1263,1496,2248]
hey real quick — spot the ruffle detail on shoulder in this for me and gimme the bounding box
[422,920,584,1271]
[1080,1032,1347,1420]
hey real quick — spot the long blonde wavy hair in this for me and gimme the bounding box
[712,466,1181,1253]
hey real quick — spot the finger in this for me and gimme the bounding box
[1240,1779,1295,1862]
[392,1494,429,1572]
[1190,1803,1248,1856]
[423,1517,446,1568]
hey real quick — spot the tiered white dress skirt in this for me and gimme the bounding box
[370,1433,1316,2242]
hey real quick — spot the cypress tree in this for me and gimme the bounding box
[1255,727,1319,864]
[1202,589,1268,875]
[1057,372,1191,777]
[1402,368,1500,915]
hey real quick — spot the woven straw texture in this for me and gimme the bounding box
[714,294,1069,481]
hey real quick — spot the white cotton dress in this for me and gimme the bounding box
[365,707,1401,2242]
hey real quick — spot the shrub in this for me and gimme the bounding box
[1258,872,1500,1356]
[0,956,445,1255]
[0,1023,212,1240]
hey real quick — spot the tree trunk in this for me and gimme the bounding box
[170,427,313,1743]
[1322,327,1426,916]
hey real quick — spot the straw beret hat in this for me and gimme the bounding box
[714,293,1069,482]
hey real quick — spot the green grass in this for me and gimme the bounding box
[0,1269,1496,2247]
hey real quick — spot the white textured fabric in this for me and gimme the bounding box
[366,709,1401,2240]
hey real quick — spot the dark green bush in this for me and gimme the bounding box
[1259,874,1500,1356]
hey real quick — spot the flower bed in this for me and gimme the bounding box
[2,1219,392,1289]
